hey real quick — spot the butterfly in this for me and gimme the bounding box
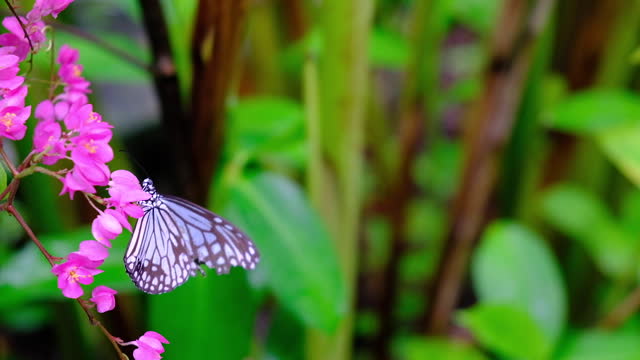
[124,178,260,294]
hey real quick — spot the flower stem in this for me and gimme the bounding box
[6,204,59,265]
[76,299,128,360]
[6,203,127,359]
[0,146,19,176]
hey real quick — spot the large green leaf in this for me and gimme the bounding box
[540,184,638,278]
[598,124,640,188]
[457,304,550,360]
[149,269,256,360]
[546,89,640,134]
[395,337,487,360]
[227,97,306,169]
[555,328,640,360]
[223,171,346,332]
[471,221,567,344]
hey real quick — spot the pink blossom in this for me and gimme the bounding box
[132,331,170,360]
[57,44,79,64]
[89,286,117,313]
[51,253,102,299]
[35,100,55,121]
[0,16,46,60]
[59,169,96,199]
[76,240,108,262]
[71,134,113,165]
[0,17,31,60]
[0,105,30,140]
[108,170,150,204]
[91,210,123,246]
[0,53,22,90]
[33,120,65,165]
[31,0,75,19]
[0,85,27,108]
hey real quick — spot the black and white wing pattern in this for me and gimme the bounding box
[124,178,260,294]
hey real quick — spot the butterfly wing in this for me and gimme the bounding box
[125,202,200,294]
[124,195,260,294]
[162,195,260,274]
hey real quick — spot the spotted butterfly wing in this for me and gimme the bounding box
[124,178,259,294]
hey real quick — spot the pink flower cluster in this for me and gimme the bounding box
[51,171,148,301]
[0,0,170,356]
[32,45,113,198]
[129,331,170,360]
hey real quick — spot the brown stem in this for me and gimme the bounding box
[76,299,128,360]
[0,145,19,176]
[6,199,127,359]
[137,0,189,195]
[6,204,58,264]
[598,286,640,329]
[189,0,248,203]
[374,107,423,360]
[3,0,33,50]
[424,0,556,334]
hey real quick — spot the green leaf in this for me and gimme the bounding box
[555,328,640,360]
[471,221,567,344]
[457,304,550,360]
[598,124,640,188]
[369,28,409,68]
[33,32,149,83]
[394,337,487,360]
[223,171,346,332]
[448,0,502,34]
[545,89,640,134]
[540,184,638,277]
[227,97,306,168]
[149,270,256,360]
[0,228,135,309]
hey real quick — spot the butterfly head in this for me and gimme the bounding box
[142,178,155,194]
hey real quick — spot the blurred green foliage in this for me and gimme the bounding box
[4,0,640,359]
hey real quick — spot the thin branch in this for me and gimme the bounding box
[0,145,19,176]
[6,197,127,359]
[3,0,36,74]
[598,286,640,329]
[424,0,556,334]
[6,204,59,265]
[76,299,128,360]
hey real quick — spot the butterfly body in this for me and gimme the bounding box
[124,178,259,294]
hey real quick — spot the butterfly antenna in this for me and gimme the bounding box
[119,149,151,179]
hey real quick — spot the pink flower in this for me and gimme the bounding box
[57,44,79,64]
[33,120,65,165]
[89,286,117,313]
[0,105,30,140]
[76,240,108,262]
[71,133,113,165]
[0,53,23,90]
[59,168,96,199]
[0,17,31,60]
[0,16,46,60]
[35,100,55,122]
[31,0,75,19]
[0,85,27,108]
[91,210,123,246]
[107,170,150,218]
[132,331,169,360]
[51,253,102,299]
